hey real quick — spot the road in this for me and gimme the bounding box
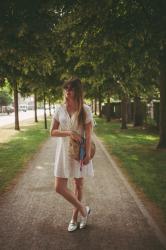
[0,109,50,128]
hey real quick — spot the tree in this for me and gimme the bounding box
[0,0,61,129]
[56,0,166,147]
[0,90,12,106]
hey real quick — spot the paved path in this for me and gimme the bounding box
[0,135,166,250]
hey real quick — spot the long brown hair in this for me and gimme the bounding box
[63,77,86,128]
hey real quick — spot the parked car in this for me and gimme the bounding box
[0,106,14,115]
[19,104,28,112]
[7,106,14,114]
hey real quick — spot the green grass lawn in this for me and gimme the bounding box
[94,117,166,219]
[0,121,50,192]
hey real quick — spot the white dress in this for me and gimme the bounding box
[51,104,94,178]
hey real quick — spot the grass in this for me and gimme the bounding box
[94,117,166,219]
[0,121,50,191]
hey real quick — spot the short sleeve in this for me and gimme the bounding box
[50,105,60,132]
[84,105,93,124]
[53,105,60,122]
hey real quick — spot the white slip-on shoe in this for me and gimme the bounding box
[68,220,78,232]
[79,206,91,229]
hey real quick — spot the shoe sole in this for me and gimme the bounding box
[68,227,78,232]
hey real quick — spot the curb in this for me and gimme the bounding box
[93,133,166,249]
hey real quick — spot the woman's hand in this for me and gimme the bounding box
[83,155,90,165]
[70,131,82,142]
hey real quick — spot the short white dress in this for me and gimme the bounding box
[51,103,94,178]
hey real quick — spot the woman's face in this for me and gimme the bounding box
[64,85,75,101]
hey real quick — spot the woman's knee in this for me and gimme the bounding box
[55,183,62,194]
[55,178,67,194]
[74,179,84,192]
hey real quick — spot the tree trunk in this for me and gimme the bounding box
[34,91,38,122]
[157,60,166,148]
[43,92,47,129]
[121,96,128,129]
[13,81,20,130]
[153,102,160,130]
[99,96,102,117]
[127,99,132,123]
[48,97,51,117]
[94,97,97,115]
[133,96,143,127]
[105,97,111,122]
[91,99,94,113]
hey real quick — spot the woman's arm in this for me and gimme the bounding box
[50,119,81,141]
[50,119,71,137]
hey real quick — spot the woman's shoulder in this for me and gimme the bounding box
[53,104,64,116]
[54,103,64,111]
[83,103,94,124]
[83,103,92,111]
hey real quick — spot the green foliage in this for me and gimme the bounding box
[0,0,64,101]
[0,0,165,101]
[0,90,12,106]
[146,117,158,128]
[54,0,165,101]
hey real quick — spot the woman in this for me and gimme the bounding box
[50,77,94,232]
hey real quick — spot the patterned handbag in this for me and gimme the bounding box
[69,136,96,163]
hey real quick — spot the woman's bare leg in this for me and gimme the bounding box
[72,178,84,222]
[55,177,86,217]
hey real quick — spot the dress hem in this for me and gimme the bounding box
[54,174,94,179]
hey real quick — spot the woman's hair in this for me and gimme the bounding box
[63,77,86,128]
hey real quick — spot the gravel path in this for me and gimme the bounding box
[0,135,166,250]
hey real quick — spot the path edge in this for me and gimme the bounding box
[93,133,166,249]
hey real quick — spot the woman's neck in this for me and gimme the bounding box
[66,99,77,112]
